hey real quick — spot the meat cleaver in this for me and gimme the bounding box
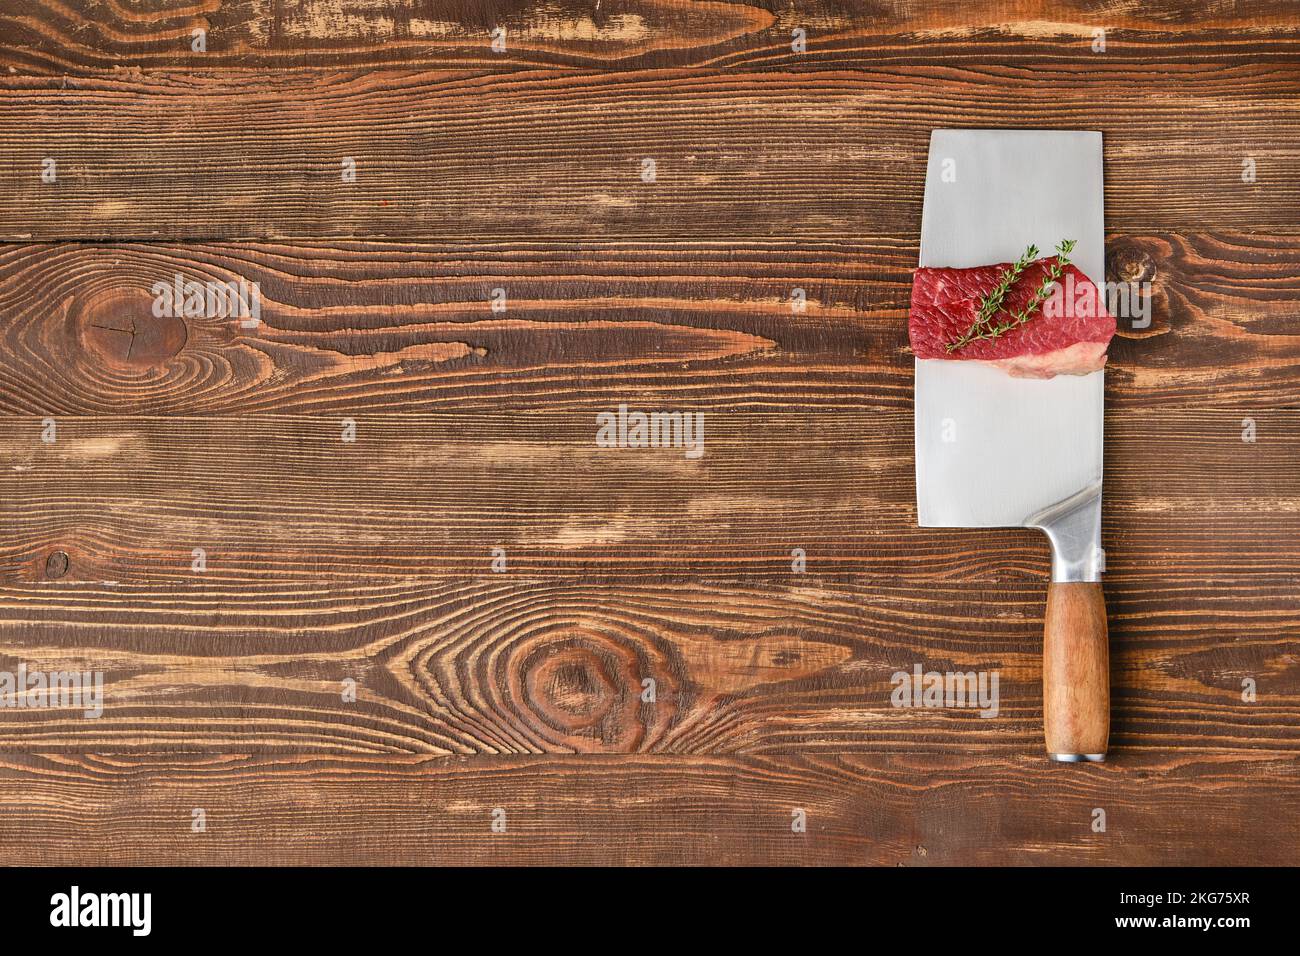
[915,129,1109,761]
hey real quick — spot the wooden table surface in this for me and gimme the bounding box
[0,0,1297,866]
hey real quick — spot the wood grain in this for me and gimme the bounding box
[0,752,1296,865]
[0,410,1296,582]
[6,0,1300,72]
[0,233,1296,414]
[1,69,1297,240]
[1043,582,1110,759]
[1,0,1297,866]
[0,577,1294,753]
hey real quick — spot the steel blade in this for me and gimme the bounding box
[914,129,1105,580]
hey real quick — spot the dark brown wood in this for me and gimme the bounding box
[0,577,1294,754]
[1,0,1298,866]
[1,69,1298,240]
[5,0,1300,73]
[0,410,1296,582]
[1044,582,1110,758]
[0,751,1296,865]
[0,233,1296,414]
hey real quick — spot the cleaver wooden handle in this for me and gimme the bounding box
[1043,582,1109,761]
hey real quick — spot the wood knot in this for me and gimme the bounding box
[45,550,69,579]
[1104,238,1166,338]
[77,287,187,371]
[1106,241,1157,286]
[529,651,618,728]
[506,625,677,752]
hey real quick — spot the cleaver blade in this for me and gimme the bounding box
[914,129,1110,761]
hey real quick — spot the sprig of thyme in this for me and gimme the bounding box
[971,243,1037,332]
[945,239,1076,353]
[944,243,1037,352]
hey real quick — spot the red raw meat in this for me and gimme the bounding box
[909,258,1116,378]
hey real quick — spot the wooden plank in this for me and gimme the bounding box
[1,0,1296,870]
[1,233,1296,414]
[2,70,1297,240]
[0,577,1294,753]
[0,410,1296,583]
[0,751,1295,864]
[5,0,1300,73]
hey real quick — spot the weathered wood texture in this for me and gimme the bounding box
[1,0,1298,865]
[0,577,1295,753]
[5,0,1300,72]
[0,752,1296,865]
[1,410,1296,581]
[0,68,1297,239]
[0,234,1296,413]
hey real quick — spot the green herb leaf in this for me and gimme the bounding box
[945,239,1076,353]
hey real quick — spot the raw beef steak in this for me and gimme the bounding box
[909,258,1116,378]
